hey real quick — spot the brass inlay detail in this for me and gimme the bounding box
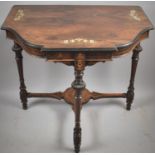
[63,38,95,44]
[14,9,24,21]
[130,10,141,21]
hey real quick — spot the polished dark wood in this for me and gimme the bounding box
[1,5,153,50]
[72,53,85,153]
[27,92,63,100]
[1,5,154,153]
[126,44,142,110]
[12,42,28,110]
[1,5,154,60]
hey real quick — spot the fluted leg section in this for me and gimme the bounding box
[12,43,28,110]
[72,53,85,153]
[126,44,142,110]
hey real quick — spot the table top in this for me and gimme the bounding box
[1,5,154,52]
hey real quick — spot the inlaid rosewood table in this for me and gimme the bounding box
[1,5,154,153]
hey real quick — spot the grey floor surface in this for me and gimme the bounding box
[0,91,155,153]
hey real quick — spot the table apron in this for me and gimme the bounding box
[46,51,113,62]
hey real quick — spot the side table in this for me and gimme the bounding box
[1,5,154,153]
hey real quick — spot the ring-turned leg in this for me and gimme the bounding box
[72,53,85,153]
[12,42,28,110]
[126,44,142,110]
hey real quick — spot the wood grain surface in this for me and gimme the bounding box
[1,5,154,51]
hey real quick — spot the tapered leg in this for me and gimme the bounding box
[72,53,85,153]
[126,44,142,110]
[12,42,28,110]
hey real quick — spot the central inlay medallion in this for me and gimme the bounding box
[63,38,95,44]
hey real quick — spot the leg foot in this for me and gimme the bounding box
[126,103,131,111]
[126,88,134,111]
[74,126,81,153]
[22,103,28,110]
[20,89,28,110]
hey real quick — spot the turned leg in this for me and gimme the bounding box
[12,42,28,110]
[72,53,85,153]
[126,44,142,110]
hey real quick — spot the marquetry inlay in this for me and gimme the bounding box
[14,9,24,21]
[63,38,95,44]
[130,10,141,21]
